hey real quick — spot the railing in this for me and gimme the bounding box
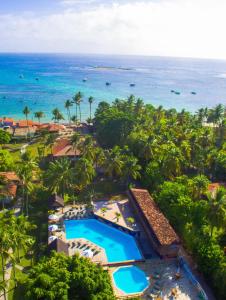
[178,256,208,300]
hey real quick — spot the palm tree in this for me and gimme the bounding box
[16,159,37,216]
[23,106,31,140]
[73,92,83,124]
[103,147,123,179]
[122,155,141,186]
[207,188,226,237]
[52,108,64,123]
[88,96,94,120]
[74,158,96,189]
[44,158,73,196]
[34,111,44,124]
[115,212,121,223]
[64,100,73,124]
[71,132,81,154]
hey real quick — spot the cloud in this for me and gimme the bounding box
[0,0,226,59]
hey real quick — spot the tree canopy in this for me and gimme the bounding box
[25,252,115,300]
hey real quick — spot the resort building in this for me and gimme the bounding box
[0,172,20,204]
[52,138,81,160]
[128,188,181,258]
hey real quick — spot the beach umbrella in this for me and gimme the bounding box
[83,249,94,258]
[48,214,59,221]
[48,236,57,243]
[48,224,58,232]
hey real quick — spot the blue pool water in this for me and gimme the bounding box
[113,266,149,294]
[64,219,142,263]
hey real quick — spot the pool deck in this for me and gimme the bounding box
[93,199,140,231]
[109,259,201,300]
[48,203,210,300]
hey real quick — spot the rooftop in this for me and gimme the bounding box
[129,188,180,246]
[52,138,81,157]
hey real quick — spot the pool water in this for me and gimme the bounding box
[113,266,149,294]
[64,219,142,262]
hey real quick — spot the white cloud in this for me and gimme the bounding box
[0,0,226,59]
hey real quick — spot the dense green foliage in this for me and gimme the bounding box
[0,130,11,146]
[25,252,115,300]
[0,150,14,171]
[0,211,35,299]
[94,97,226,299]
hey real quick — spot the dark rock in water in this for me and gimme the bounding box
[36,78,39,81]
[175,91,180,95]
[106,82,111,86]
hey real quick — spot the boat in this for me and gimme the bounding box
[35,78,39,81]
[130,83,136,87]
[191,91,197,95]
[106,82,111,86]
[83,78,88,82]
[171,90,175,93]
[19,74,24,79]
[175,91,180,95]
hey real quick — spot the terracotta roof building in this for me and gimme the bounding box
[52,138,81,159]
[38,123,66,133]
[0,172,20,202]
[128,188,180,257]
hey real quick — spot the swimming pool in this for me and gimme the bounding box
[64,219,142,262]
[113,266,149,294]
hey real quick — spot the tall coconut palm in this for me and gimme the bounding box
[44,158,73,196]
[74,157,96,189]
[206,188,226,237]
[64,100,73,124]
[23,106,31,140]
[122,155,141,186]
[73,92,83,123]
[34,111,44,124]
[88,96,94,120]
[71,132,81,155]
[52,108,64,123]
[103,147,123,179]
[16,159,37,216]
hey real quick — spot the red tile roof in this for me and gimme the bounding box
[38,123,65,132]
[208,182,226,193]
[130,188,180,246]
[52,138,80,157]
[0,172,19,182]
[0,172,19,198]
[0,118,15,123]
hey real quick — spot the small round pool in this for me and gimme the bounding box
[113,266,149,294]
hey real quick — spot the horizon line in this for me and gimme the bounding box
[0,51,226,62]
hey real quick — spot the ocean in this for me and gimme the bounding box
[0,53,226,121]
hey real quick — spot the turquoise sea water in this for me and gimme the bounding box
[113,266,149,294]
[64,219,142,262]
[0,53,226,121]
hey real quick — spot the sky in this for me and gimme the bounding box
[0,0,226,59]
